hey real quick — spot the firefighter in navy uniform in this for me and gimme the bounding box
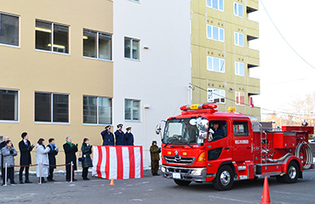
[150,141,160,176]
[101,126,114,146]
[115,124,125,146]
[125,127,134,146]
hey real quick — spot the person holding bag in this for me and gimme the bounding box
[81,138,92,180]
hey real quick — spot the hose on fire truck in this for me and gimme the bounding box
[295,142,313,170]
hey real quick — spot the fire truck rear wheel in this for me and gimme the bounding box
[213,165,234,191]
[173,179,191,186]
[283,161,299,183]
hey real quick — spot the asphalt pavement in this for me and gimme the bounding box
[0,169,314,204]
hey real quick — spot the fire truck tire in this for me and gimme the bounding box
[173,179,191,186]
[213,165,234,191]
[282,161,299,183]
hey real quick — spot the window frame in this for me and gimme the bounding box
[124,37,140,60]
[207,56,225,73]
[0,12,20,48]
[35,19,70,55]
[206,0,224,11]
[234,32,244,47]
[124,99,141,122]
[235,61,245,76]
[83,95,112,126]
[207,88,226,104]
[234,2,244,18]
[83,28,112,61]
[34,92,70,124]
[206,25,224,42]
[0,88,19,123]
[233,121,249,137]
[235,91,245,106]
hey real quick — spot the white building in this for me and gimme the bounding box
[113,0,191,168]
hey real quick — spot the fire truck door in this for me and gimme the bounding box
[232,121,252,161]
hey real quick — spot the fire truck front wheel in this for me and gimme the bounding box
[173,179,191,186]
[282,161,299,183]
[213,165,234,191]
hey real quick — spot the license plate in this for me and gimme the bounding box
[173,173,181,179]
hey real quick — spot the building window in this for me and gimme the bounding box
[235,92,245,106]
[125,99,140,121]
[206,0,224,11]
[234,3,244,18]
[0,89,18,121]
[0,13,19,46]
[207,56,225,72]
[207,25,224,42]
[35,92,69,123]
[35,20,69,53]
[124,37,140,60]
[234,32,244,47]
[83,29,112,60]
[235,62,245,76]
[207,89,225,104]
[83,96,112,125]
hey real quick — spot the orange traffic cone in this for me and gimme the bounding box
[257,177,272,204]
[109,178,115,185]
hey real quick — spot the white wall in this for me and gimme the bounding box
[113,0,191,168]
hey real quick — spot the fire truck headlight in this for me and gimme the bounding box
[191,168,204,176]
[161,166,166,173]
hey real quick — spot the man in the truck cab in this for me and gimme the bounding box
[212,123,224,141]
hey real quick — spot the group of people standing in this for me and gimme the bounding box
[101,124,134,146]
[0,133,93,185]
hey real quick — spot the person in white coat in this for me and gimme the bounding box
[36,138,50,183]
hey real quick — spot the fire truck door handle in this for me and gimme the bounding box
[224,147,229,150]
[246,146,251,149]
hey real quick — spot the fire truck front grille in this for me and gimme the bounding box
[165,167,190,174]
[164,156,195,165]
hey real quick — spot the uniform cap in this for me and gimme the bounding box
[152,141,157,144]
[105,125,111,129]
[126,127,131,131]
[117,124,123,128]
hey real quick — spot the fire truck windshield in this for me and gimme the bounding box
[163,118,199,145]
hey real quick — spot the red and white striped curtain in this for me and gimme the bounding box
[92,145,143,179]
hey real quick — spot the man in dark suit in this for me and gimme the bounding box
[101,125,114,146]
[125,127,134,146]
[18,132,34,184]
[63,136,78,182]
[115,124,125,145]
[47,138,59,181]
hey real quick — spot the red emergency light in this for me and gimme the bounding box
[180,103,218,112]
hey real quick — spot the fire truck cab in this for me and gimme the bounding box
[156,103,313,190]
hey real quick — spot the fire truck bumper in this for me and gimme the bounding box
[161,165,207,182]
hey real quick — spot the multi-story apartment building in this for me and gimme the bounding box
[0,0,113,166]
[113,0,191,168]
[191,0,260,120]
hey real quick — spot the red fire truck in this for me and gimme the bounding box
[155,103,313,190]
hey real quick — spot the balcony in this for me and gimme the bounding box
[247,0,258,14]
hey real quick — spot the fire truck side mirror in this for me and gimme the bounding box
[155,123,162,135]
[197,118,209,140]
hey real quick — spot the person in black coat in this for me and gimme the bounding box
[101,125,114,146]
[0,136,9,179]
[18,132,34,184]
[125,127,134,146]
[115,124,125,146]
[81,138,93,180]
[212,123,224,141]
[63,136,78,182]
[47,138,59,181]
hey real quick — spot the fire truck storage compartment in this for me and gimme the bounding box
[256,164,282,175]
[273,132,296,149]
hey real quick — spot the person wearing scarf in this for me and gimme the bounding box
[47,138,59,181]
[63,136,78,182]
